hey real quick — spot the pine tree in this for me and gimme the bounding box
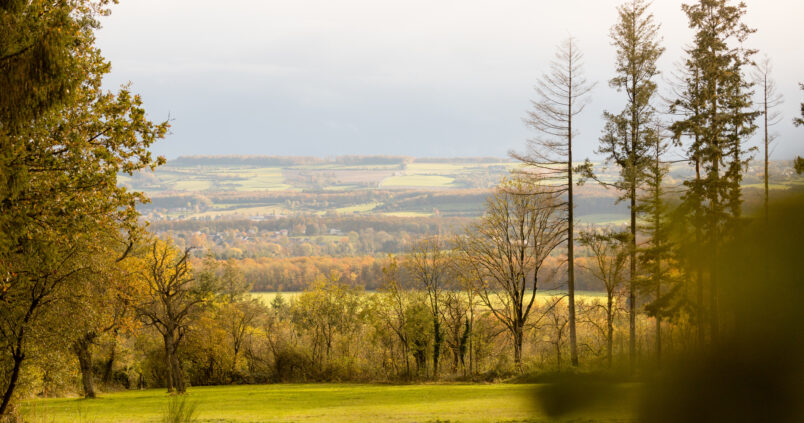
[636,124,674,365]
[579,0,663,370]
[670,0,757,342]
[512,37,595,367]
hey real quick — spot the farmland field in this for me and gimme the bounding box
[379,174,459,188]
[123,157,802,221]
[21,383,637,423]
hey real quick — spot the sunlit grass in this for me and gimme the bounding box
[21,383,636,422]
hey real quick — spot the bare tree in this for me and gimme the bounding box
[579,230,629,367]
[457,177,564,370]
[542,296,570,371]
[795,83,804,174]
[752,56,784,224]
[512,37,595,367]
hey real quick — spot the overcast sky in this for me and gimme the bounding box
[96,0,804,160]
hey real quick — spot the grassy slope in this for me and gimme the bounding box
[21,383,635,423]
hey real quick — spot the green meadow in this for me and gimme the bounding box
[21,383,636,423]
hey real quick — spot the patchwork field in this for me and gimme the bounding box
[123,156,801,222]
[21,383,637,423]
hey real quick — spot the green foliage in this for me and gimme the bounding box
[668,0,759,342]
[586,0,664,199]
[0,0,107,128]
[0,0,167,414]
[290,272,363,375]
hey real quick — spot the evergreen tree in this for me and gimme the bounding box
[670,0,757,341]
[582,0,664,370]
[636,124,674,365]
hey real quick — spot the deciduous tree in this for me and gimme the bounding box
[406,237,452,378]
[457,177,564,369]
[0,3,166,411]
[133,240,210,393]
[579,231,629,367]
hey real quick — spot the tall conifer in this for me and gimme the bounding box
[580,0,663,370]
[671,0,757,341]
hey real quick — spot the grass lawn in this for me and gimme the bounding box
[21,383,635,423]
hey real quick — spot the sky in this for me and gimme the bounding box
[96,0,804,160]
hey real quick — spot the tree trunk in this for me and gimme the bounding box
[656,277,662,366]
[73,333,97,399]
[171,349,186,393]
[101,342,116,385]
[0,349,24,416]
[163,330,185,394]
[513,323,524,372]
[468,305,474,377]
[629,188,637,373]
[694,159,705,346]
[555,342,562,371]
[607,293,614,368]
[567,50,579,368]
[403,343,410,380]
[432,317,441,379]
[231,344,240,383]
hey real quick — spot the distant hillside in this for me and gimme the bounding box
[168,155,514,167]
[121,156,801,224]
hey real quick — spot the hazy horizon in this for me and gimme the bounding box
[97,0,804,161]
